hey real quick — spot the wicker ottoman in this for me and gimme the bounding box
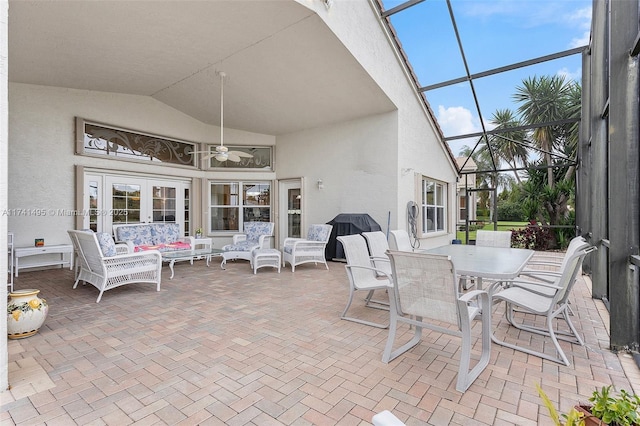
[251,248,281,274]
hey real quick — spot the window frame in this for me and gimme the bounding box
[208,180,272,234]
[419,176,448,236]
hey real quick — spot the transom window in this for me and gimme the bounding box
[421,177,447,234]
[209,181,271,232]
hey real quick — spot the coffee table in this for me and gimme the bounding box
[162,248,223,279]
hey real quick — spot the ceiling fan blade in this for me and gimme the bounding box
[200,153,217,161]
[228,151,253,158]
[227,153,241,162]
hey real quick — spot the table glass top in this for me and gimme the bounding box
[161,248,223,260]
[424,244,534,279]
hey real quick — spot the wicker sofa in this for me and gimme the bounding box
[113,223,194,253]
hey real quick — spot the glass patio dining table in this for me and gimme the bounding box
[423,244,535,291]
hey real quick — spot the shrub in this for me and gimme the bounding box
[497,201,526,222]
[511,225,552,250]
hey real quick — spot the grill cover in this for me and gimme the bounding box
[325,213,382,260]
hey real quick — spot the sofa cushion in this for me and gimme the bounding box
[97,232,117,257]
[151,223,181,245]
[115,225,154,246]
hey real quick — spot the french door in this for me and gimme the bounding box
[82,173,190,235]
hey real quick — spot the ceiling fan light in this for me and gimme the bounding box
[215,153,228,162]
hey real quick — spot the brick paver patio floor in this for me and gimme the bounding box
[2,252,638,425]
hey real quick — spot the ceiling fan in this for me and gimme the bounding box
[192,71,253,163]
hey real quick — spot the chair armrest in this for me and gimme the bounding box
[283,237,304,246]
[289,240,327,251]
[115,244,131,255]
[232,234,247,244]
[258,234,273,248]
[504,279,562,297]
[345,264,392,283]
[180,236,195,247]
[102,250,162,269]
[519,269,561,283]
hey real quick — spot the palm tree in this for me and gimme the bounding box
[488,108,529,184]
[513,75,575,187]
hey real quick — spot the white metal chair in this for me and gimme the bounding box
[460,230,513,291]
[362,231,392,277]
[221,222,274,269]
[337,234,392,328]
[520,236,588,282]
[475,230,512,247]
[383,250,491,392]
[490,244,596,366]
[68,230,162,303]
[282,224,332,272]
[389,230,416,252]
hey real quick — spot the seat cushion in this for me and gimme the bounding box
[96,232,117,257]
[222,241,259,252]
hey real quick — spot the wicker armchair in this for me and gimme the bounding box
[282,224,332,272]
[68,230,162,303]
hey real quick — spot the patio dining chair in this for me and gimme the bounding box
[383,250,491,392]
[460,229,512,291]
[337,234,392,328]
[389,230,416,252]
[490,244,596,366]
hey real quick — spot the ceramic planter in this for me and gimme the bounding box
[7,289,49,339]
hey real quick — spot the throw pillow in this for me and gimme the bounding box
[97,232,117,257]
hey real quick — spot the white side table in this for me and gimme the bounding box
[193,237,213,250]
[14,244,74,277]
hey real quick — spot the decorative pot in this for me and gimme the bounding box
[574,406,607,425]
[7,289,49,339]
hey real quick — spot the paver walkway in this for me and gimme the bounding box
[1,253,638,425]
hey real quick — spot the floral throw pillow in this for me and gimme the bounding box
[97,232,117,257]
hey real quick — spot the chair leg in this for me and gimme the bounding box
[382,316,423,363]
[341,286,388,329]
[492,302,579,366]
[456,293,491,392]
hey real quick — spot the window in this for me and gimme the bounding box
[459,194,466,222]
[421,177,447,234]
[209,181,271,232]
[207,146,273,170]
[77,118,197,167]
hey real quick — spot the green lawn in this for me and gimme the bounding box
[456,221,528,243]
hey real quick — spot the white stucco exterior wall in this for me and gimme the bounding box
[1,0,9,392]
[298,0,458,247]
[277,111,398,230]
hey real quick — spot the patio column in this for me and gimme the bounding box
[608,0,640,351]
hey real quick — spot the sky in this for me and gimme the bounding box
[381,0,592,157]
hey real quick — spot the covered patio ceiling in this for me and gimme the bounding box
[8,0,396,137]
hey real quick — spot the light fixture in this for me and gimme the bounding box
[317,179,324,190]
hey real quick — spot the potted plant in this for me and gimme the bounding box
[578,385,640,426]
[537,383,640,426]
[195,228,203,238]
